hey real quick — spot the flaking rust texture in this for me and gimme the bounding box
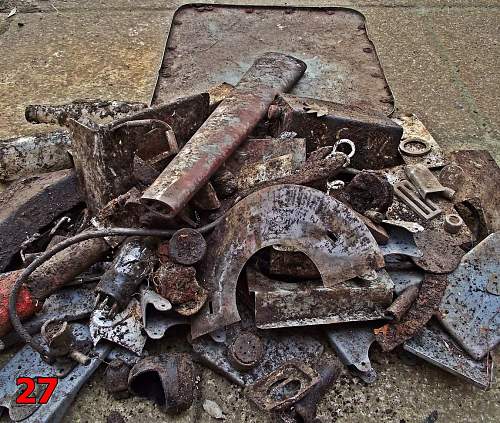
[375,274,448,351]
[249,268,393,329]
[447,150,500,235]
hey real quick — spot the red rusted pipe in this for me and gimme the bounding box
[0,271,39,338]
[141,52,306,218]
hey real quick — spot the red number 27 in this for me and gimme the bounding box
[16,377,58,404]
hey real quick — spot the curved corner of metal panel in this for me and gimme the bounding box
[191,184,384,339]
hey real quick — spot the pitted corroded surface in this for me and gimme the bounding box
[191,184,384,339]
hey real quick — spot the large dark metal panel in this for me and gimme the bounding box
[152,5,394,114]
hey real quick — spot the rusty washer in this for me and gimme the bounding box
[444,213,464,234]
[399,137,431,157]
[228,332,264,371]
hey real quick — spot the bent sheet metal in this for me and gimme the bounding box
[191,184,384,339]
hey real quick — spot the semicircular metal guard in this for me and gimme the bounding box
[191,184,384,339]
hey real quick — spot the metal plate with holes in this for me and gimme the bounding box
[191,184,384,339]
[324,322,378,383]
[90,298,146,355]
[152,5,394,114]
[190,307,324,387]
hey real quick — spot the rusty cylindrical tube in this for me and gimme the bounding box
[141,52,307,218]
[26,237,110,300]
[384,284,420,321]
[128,353,194,414]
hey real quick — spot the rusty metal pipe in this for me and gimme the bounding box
[141,52,306,218]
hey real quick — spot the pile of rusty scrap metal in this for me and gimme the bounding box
[0,52,498,422]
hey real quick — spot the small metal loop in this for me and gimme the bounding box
[332,138,356,158]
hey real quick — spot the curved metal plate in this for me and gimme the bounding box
[191,184,384,338]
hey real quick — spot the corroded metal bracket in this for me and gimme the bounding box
[191,184,384,339]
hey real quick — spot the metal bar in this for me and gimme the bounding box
[141,52,306,218]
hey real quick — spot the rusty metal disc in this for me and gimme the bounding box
[228,332,264,371]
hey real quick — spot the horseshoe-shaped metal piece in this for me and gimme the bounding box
[191,184,384,339]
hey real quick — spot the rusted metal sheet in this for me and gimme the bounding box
[0,131,72,181]
[437,232,500,360]
[114,93,210,155]
[404,323,494,390]
[248,267,393,329]
[269,94,402,169]
[222,137,306,191]
[67,120,132,213]
[140,286,189,340]
[153,5,395,115]
[191,184,384,339]
[141,52,306,218]
[238,151,348,198]
[0,170,82,271]
[392,113,447,168]
[128,353,194,414]
[90,298,146,355]
[190,311,324,387]
[374,274,448,352]
[447,150,500,237]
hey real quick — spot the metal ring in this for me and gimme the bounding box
[333,138,356,158]
[399,137,431,157]
[444,213,463,234]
